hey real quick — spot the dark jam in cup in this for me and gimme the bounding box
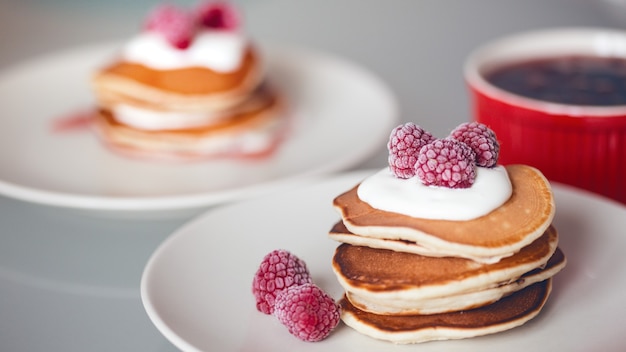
[484,55,626,106]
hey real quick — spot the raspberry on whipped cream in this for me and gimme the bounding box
[144,4,196,49]
[196,0,240,30]
[415,138,477,189]
[124,1,247,72]
[364,122,512,221]
[388,123,435,179]
[386,122,499,187]
[450,122,500,168]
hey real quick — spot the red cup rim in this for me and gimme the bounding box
[464,27,626,117]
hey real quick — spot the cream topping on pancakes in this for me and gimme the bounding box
[357,166,512,221]
[123,30,247,71]
[112,103,232,130]
[333,165,556,260]
[110,88,270,131]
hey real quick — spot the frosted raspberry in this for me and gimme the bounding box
[144,4,196,49]
[416,139,477,188]
[252,250,312,315]
[196,0,240,30]
[274,283,341,342]
[387,123,435,179]
[449,122,500,167]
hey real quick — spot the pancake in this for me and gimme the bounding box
[331,225,558,309]
[339,279,552,344]
[328,122,565,343]
[346,247,565,315]
[330,221,497,264]
[333,165,554,262]
[89,4,290,161]
[92,46,263,112]
[93,85,287,160]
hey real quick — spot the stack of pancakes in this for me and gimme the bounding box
[92,43,285,160]
[329,164,566,343]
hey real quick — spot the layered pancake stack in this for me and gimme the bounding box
[91,2,286,160]
[329,122,566,344]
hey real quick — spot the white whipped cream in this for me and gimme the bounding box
[122,30,247,72]
[357,166,512,221]
[112,104,230,130]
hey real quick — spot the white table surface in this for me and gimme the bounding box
[0,0,623,350]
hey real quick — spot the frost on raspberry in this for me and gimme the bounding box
[387,123,435,179]
[449,122,500,167]
[144,4,196,49]
[415,139,477,188]
[274,283,341,342]
[196,0,240,30]
[252,250,312,315]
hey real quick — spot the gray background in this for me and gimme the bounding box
[0,0,623,350]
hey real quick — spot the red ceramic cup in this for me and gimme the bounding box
[464,27,626,205]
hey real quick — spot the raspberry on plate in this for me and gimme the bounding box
[252,250,312,315]
[416,139,477,188]
[144,4,196,49]
[274,283,341,342]
[449,122,500,167]
[388,123,435,179]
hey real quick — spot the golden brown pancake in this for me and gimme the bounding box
[99,47,259,94]
[340,280,552,344]
[345,247,565,315]
[92,46,263,112]
[333,165,554,261]
[332,226,558,309]
[329,221,495,263]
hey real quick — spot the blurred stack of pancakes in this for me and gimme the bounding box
[91,3,286,161]
[329,164,566,344]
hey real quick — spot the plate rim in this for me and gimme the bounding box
[140,169,373,351]
[0,42,398,213]
[139,170,626,351]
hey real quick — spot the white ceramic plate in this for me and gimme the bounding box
[0,43,396,214]
[140,170,626,351]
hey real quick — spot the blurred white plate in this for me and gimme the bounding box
[141,170,626,351]
[0,43,396,214]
